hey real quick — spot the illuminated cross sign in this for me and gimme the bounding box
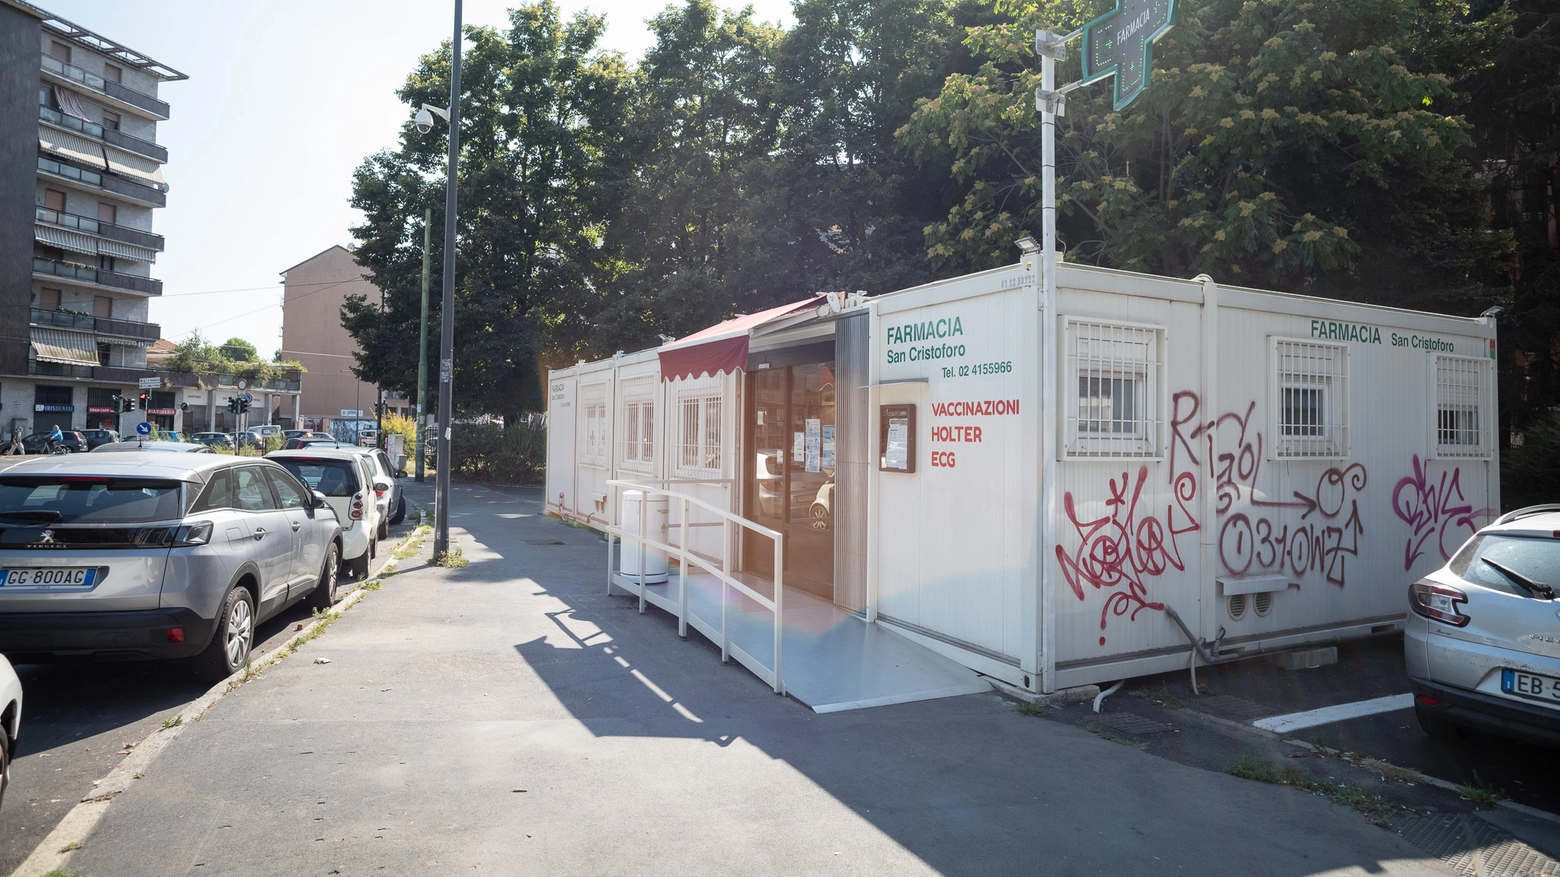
[1081,0,1177,111]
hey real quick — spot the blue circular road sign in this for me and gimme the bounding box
[136,422,152,436]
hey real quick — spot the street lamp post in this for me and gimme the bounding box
[416,207,431,483]
[432,0,463,558]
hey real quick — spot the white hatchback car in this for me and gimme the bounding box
[267,449,387,579]
[1,653,19,809]
[1405,504,1560,746]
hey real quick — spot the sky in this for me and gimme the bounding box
[40,0,796,358]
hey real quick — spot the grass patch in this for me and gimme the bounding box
[160,714,182,729]
[1359,759,1421,785]
[1460,773,1506,808]
[1015,702,1049,718]
[1130,682,1184,709]
[431,546,469,568]
[391,524,433,561]
[1083,724,1147,750]
[57,841,82,853]
[1225,754,1398,825]
[41,870,77,877]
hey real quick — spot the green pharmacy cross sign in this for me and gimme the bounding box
[1081,0,1177,111]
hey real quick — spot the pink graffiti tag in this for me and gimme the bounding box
[1216,465,1367,587]
[1392,455,1495,570]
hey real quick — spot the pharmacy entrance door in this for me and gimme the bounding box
[743,362,836,599]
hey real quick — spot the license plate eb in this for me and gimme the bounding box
[0,567,97,587]
[1502,668,1560,703]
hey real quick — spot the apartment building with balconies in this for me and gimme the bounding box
[0,0,182,435]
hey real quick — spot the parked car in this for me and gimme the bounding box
[249,425,281,440]
[282,430,329,442]
[1406,503,1560,747]
[343,445,405,530]
[266,449,385,579]
[92,441,213,454]
[0,454,344,682]
[282,436,345,450]
[79,429,120,450]
[0,653,19,810]
[0,431,87,455]
[191,432,234,449]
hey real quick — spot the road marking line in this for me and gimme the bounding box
[1252,693,1414,734]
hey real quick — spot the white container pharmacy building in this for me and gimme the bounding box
[546,253,1499,707]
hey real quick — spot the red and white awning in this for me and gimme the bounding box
[657,295,827,382]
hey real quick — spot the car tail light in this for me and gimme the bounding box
[171,521,213,547]
[166,628,185,643]
[350,492,364,520]
[1416,695,1440,705]
[374,487,386,497]
[1410,580,1469,627]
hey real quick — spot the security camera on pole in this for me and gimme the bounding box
[1033,0,1175,693]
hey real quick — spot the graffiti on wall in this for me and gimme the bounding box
[1391,454,1495,571]
[1059,391,1370,645]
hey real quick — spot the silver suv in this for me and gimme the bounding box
[1406,504,1560,746]
[0,455,345,682]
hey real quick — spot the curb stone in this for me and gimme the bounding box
[5,526,429,877]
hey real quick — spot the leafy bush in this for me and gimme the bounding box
[1502,419,1560,511]
[446,416,546,484]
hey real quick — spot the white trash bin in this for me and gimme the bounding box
[620,490,669,583]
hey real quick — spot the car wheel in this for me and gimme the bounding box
[377,516,388,541]
[192,585,255,683]
[389,495,406,526]
[349,549,370,581]
[1414,701,1463,742]
[0,723,9,810]
[308,542,341,611]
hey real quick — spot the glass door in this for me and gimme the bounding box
[743,363,836,598]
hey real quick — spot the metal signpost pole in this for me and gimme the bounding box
[1032,0,1175,693]
[434,0,463,558]
[416,208,430,483]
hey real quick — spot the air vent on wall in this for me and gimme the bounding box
[1227,593,1247,621]
[1253,591,1274,617]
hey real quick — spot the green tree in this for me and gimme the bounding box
[219,337,259,363]
[898,0,1508,310]
[163,331,228,375]
[344,1,633,422]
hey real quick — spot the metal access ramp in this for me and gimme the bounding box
[606,480,990,713]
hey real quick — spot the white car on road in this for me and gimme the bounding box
[267,449,387,579]
[1,654,18,809]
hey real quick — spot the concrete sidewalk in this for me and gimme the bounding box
[62,482,1455,876]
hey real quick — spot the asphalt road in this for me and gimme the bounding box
[0,516,416,876]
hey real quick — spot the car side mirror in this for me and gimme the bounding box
[312,490,330,510]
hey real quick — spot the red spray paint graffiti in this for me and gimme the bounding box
[1391,455,1496,570]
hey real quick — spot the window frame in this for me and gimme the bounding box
[618,376,656,473]
[1433,354,1492,459]
[579,381,608,467]
[1270,337,1349,459]
[1062,317,1166,459]
[673,376,724,478]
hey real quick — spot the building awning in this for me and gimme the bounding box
[39,127,107,170]
[96,238,156,263]
[53,85,92,122]
[34,224,98,257]
[657,295,828,382]
[31,328,100,366]
[104,147,167,191]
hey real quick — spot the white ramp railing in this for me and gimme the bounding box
[604,478,784,695]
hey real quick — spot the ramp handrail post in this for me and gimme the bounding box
[720,517,730,663]
[606,483,616,595]
[772,531,784,695]
[678,496,689,638]
[637,490,647,614]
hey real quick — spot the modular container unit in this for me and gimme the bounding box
[546,258,1499,694]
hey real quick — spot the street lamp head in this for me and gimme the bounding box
[414,107,435,134]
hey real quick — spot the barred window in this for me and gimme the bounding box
[1064,318,1164,458]
[675,377,722,476]
[619,378,655,471]
[580,382,607,465]
[1273,339,1347,458]
[1436,355,1491,457]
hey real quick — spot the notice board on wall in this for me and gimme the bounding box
[879,404,915,473]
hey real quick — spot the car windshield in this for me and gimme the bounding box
[272,459,358,496]
[0,477,185,523]
[1450,534,1560,597]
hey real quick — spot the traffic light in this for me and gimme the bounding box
[121,396,133,412]
[137,392,148,410]
[227,397,238,414]
[238,398,250,415]
[110,394,122,412]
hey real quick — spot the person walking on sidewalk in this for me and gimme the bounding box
[7,425,21,455]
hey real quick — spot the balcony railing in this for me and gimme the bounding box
[40,104,167,164]
[34,309,163,343]
[38,155,165,208]
[32,258,162,296]
[30,361,94,380]
[40,54,169,119]
[36,206,164,252]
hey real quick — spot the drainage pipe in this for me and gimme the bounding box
[1092,680,1124,713]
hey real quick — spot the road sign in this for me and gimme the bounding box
[340,409,361,417]
[236,379,249,391]
[242,392,253,403]
[1081,0,1177,111]
[138,377,160,390]
[135,421,151,436]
